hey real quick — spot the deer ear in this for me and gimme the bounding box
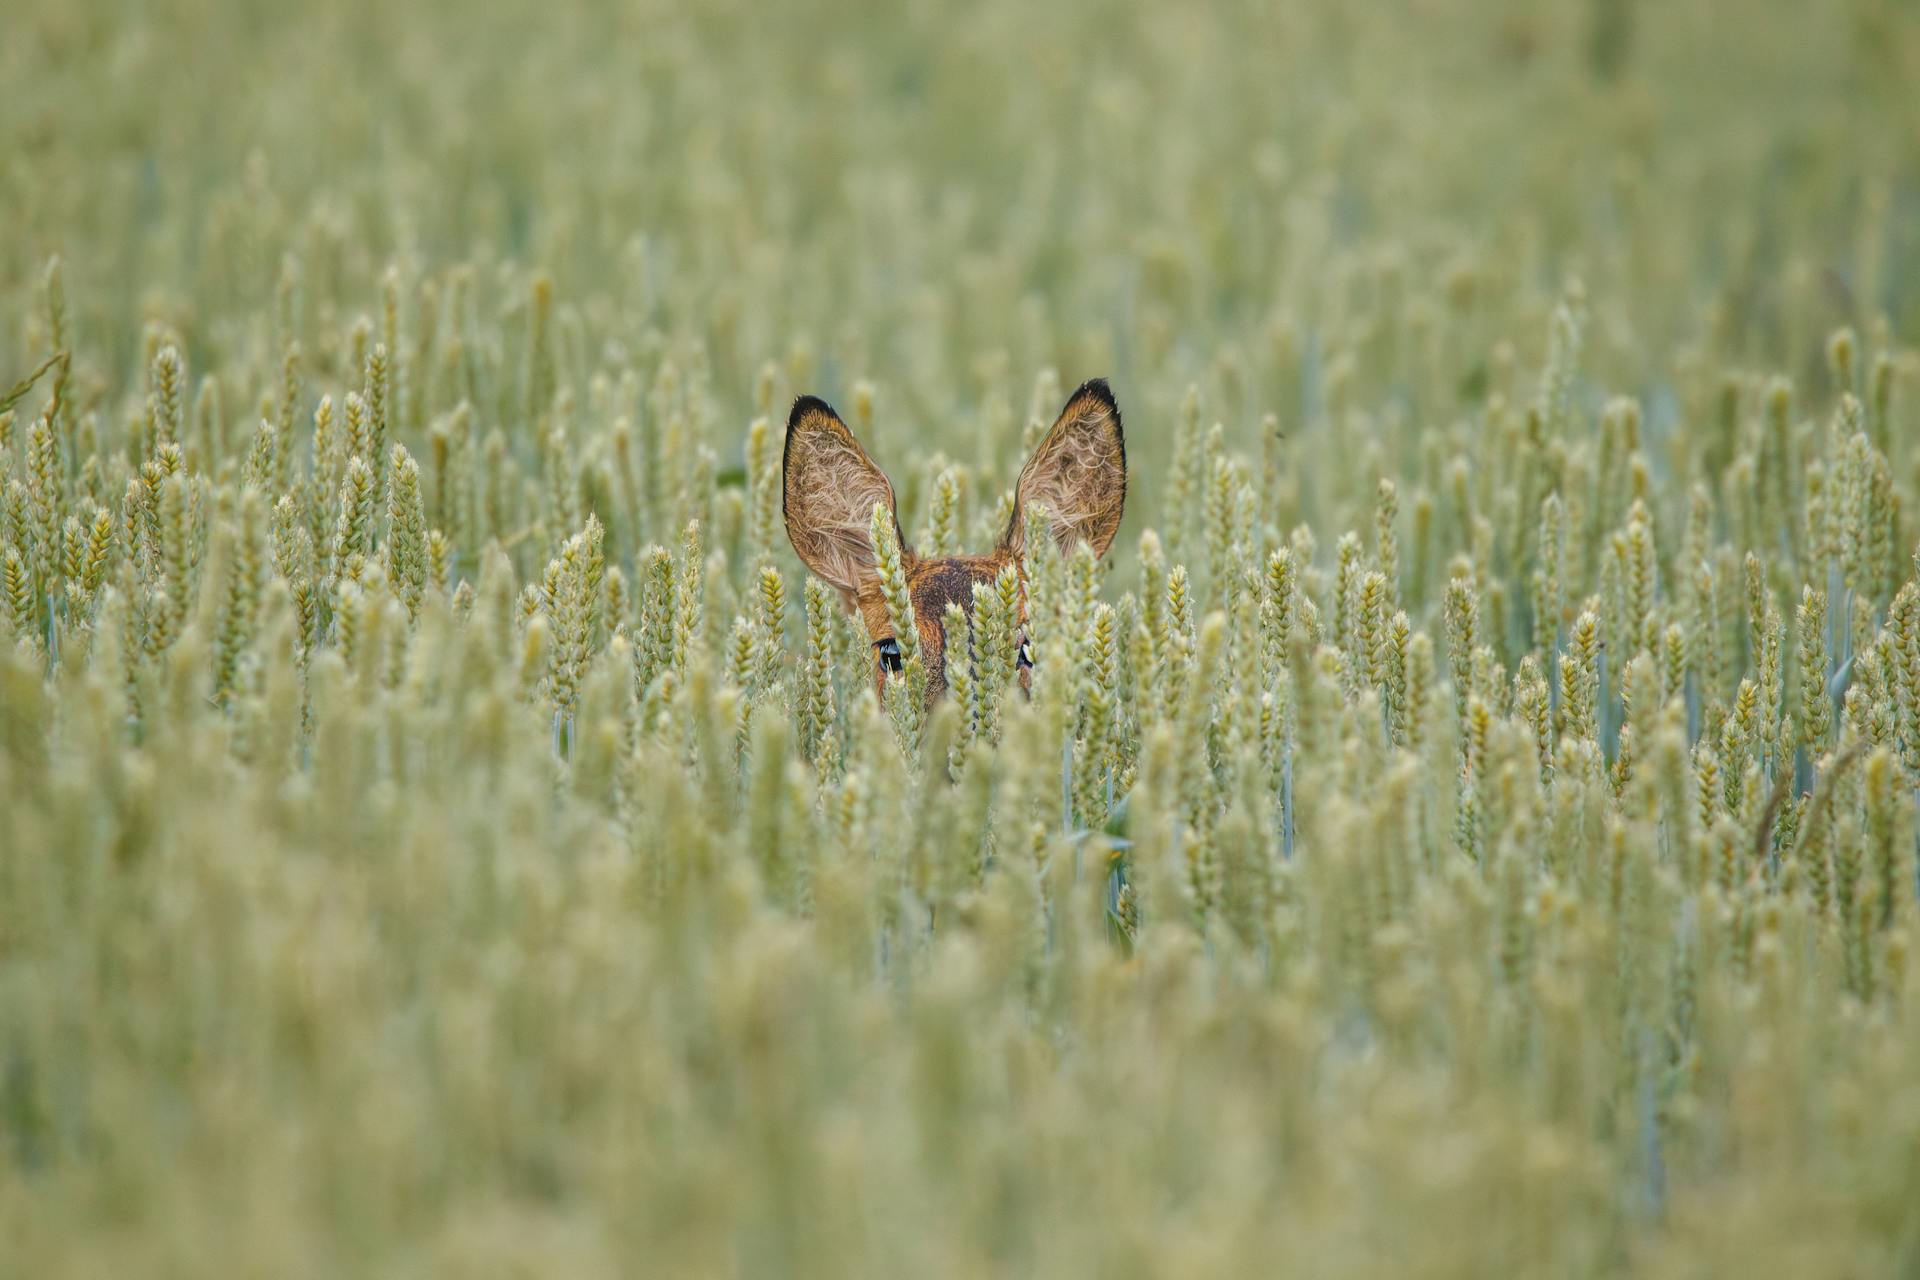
[783,394,906,597]
[1003,378,1127,559]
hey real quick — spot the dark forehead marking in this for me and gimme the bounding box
[909,556,1001,615]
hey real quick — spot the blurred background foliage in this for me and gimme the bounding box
[5,1,1920,1276]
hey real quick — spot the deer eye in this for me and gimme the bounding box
[875,638,904,674]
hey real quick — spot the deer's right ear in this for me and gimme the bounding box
[782,395,905,598]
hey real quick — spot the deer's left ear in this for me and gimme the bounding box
[783,394,907,601]
[1002,377,1127,560]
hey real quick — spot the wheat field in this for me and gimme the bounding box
[4,0,1920,1275]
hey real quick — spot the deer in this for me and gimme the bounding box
[782,377,1127,704]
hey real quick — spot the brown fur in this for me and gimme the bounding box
[781,396,903,603]
[783,378,1127,703]
[1004,381,1127,560]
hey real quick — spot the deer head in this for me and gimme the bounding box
[782,377,1126,702]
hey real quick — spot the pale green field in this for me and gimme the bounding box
[5,0,1920,1275]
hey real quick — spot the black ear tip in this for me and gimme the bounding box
[785,394,841,480]
[788,394,838,429]
[1069,377,1118,413]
